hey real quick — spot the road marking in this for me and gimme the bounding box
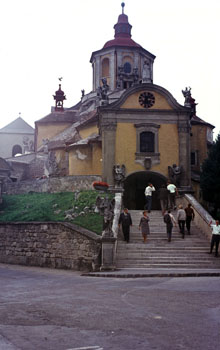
[66,347,103,350]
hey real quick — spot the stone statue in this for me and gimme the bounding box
[168,164,181,187]
[142,60,151,83]
[96,195,115,237]
[97,78,109,101]
[23,136,34,153]
[182,87,197,118]
[113,164,126,188]
[42,139,49,154]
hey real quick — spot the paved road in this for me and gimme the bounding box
[0,263,220,350]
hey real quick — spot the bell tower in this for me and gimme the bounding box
[90,2,155,92]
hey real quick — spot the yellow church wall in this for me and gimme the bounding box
[156,124,179,175]
[79,125,99,140]
[37,123,71,149]
[115,123,179,177]
[68,144,102,176]
[191,124,208,166]
[121,91,173,110]
[92,144,102,174]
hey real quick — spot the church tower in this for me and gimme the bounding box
[90,3,155,92]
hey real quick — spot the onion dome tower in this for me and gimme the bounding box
[53,83,66,112]
[90,2,155,92]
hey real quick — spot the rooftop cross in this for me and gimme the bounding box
[121,2,125,14]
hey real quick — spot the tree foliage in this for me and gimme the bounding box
[200,133,220,214]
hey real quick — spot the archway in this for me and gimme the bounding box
[123,171,167,210]
[12,144,22,157]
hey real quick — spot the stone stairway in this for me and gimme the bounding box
[116,210,220,269]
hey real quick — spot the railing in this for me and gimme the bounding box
[177,194,214,241]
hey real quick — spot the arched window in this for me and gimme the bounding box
[140,132,155,153]
[102,58,109,77]
[12,144,22,157]
[123,62,131,74]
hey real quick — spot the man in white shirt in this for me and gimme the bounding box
[209,220,220,257]
[167,181,178,210]
[144,183,155,213]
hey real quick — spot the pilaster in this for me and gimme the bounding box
[101,120,117,185]
[178,121,191,188]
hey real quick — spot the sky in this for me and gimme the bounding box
[0,0,220,138]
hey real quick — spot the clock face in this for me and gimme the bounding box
[139,92,155,108]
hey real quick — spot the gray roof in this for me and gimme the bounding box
[0,117,34,134]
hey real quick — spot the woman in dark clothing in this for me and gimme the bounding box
[139,210,150,243]
[185,203,195,234]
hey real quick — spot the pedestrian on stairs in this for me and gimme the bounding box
[185,203,195,234]
[139,210,150,243]
[177,205,186,238]
[209,220,220,257]
[164,210,176,242]
[144,183,155,213]
[158,184,169,215]
[118,208,133,243]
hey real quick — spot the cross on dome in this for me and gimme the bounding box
[121,2,125,14]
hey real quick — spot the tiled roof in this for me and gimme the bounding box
[0,117,34,134]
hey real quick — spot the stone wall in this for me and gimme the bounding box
[0,222,101,271]
[4,175,102,195]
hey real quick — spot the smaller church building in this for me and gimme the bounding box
[34,4,214,209]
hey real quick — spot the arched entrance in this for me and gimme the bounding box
[123,171,167,210]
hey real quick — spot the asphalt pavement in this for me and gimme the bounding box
[0,263,220,350]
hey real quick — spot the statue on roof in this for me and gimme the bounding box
[97,78,109,103]
[182,87,198,118]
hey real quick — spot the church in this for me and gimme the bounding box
[35,3,214,209]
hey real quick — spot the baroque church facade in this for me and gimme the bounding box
[35,4,214,209]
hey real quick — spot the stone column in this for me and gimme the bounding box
[95,56,101,91]
[101,119,117,185]
[100,236,116,271]
[109,52,115,91]
[178,121,191,189]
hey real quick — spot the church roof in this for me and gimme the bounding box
[35,110,78,124]
[191,115,215,129]
[0,117,34,134]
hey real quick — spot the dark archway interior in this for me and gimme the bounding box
[123,171,167,210]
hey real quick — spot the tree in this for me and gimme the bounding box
[200,133,220,217]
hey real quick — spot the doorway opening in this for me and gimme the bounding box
[123,171,167,210]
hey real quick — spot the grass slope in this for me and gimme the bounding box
[0,191,111,234]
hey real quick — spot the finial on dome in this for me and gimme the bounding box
[121,2,125,14]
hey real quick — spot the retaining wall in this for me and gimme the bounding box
[4,175,102,195]
[0,222,101,271]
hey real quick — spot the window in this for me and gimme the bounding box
[134,123,160,168]
[140,132,154,152]
[102,58,109,78]
[123,62,131,74]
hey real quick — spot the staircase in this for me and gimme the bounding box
[116,210,220,269]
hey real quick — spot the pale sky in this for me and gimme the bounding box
[0,0,220,138]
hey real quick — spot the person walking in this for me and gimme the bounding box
[167,181,178,210]
[139,210,150,243]
[157,184,169,215]
[118,208,132,243]
[144,183,155,213]
[185,203,195,234]
[164,210,177,242]
[177,204,186,238]
[209,220,220,257]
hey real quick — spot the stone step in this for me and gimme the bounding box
[116,209,218,270]
[116,263,220,269]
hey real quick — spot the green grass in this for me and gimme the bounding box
[0,191,113,234]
